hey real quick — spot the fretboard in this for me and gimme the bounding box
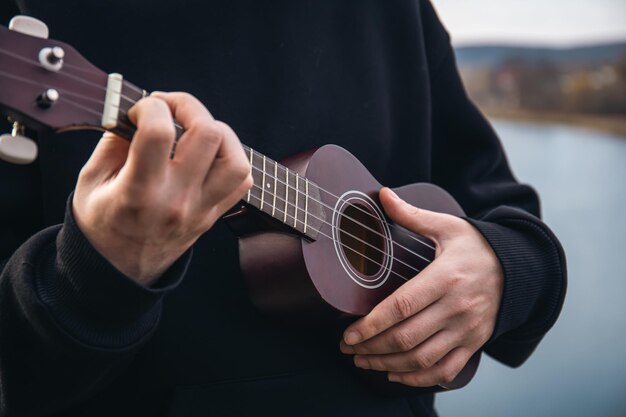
[110,78,325,240]
[241,146,324,240]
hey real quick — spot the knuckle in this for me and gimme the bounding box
[241,171,254,190]
[77,164,95,183]
[192,120,223,147]
[391,294,416,321]
[439,366,461,385]
[177,91,195,102]
[391,330,415,351]
[411,351,435,369]
[440,268,463,292]
[407,206,421,217]
[233,157,252,182]
[467,316,482,333]
[456,297,477,317]
[119,185,152,211]
[163,201,189,227]
[214,120,235,135]
[140,120,176,144]
[401,375,421,387]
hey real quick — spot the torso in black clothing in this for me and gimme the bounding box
[1,1,483,416]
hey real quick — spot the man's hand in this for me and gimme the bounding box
[73,92,252,286]
[340,187,503,387]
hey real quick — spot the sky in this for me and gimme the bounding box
[430,0,626,47]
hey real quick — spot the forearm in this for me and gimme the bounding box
[0,204,189,416]
[467,207,566,365]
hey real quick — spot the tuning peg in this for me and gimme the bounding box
[8,15,49,39]
[0,122,38,165]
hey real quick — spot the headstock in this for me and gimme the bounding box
[0,16,127,163]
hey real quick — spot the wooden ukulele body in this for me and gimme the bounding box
[225,145,480,391]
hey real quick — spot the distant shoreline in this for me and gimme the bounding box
[483,109,626,136]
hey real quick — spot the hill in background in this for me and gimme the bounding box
[455,43,626,69]
[454,42,626,132]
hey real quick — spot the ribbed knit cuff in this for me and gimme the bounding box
[35,196,191,349]
[465,210,566,343]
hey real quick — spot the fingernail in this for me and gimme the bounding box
[344,330,362,345]
[388,373,401,382]
[354,356,369,369]
[339,341,355,354]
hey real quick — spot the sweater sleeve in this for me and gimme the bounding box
[0,196,190,416]
[421,0,567,366]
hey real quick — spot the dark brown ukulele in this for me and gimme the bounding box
[0,16,480,392]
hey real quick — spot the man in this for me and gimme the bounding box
[0,1,566,416]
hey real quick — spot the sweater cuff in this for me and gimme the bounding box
[35,197,191,349]
[465,211,566,343]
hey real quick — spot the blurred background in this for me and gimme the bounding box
[430,1,626,416]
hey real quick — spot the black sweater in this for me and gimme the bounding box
[0,1,566,416]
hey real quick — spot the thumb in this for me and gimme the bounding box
[379,187,455,240]
[81,132,130,181]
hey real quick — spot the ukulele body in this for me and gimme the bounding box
[224,145,480,391]
[226,144,465,317]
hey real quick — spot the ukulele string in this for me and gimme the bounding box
[243,190,414,283]
[0,69,110,105]
[0,70,139,136]
[0,49,143,105]
[240,168,427,275]
[241,155,433,265]
[0,49,437,261]
[119,90,438,257]
[244,148,435,254]
[0,49,436,256]
[0,72,428,275]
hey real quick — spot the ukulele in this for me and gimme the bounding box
[0,16,480,392]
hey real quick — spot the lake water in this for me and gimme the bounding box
[436,120,626,417]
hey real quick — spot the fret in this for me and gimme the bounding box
[294,173,300,228]
[260,154,266,210]
[272,160,278,216]
[284,168,289,223]
[247,147,253,203]
[304,179,309,234]
[237,147,323,240]
[248,149,264,211]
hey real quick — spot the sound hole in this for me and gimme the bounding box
[339,203,385,277]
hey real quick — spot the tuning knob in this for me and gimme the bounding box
[0,122,38,165]
[8,15,49,39]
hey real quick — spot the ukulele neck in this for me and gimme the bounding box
[105,75,325,240]
[242,146,325,240]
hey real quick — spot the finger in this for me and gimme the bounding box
[379,187,459,240]
[80,132,130,182]
[340,301,445,355]
[342,264,444,346]
[201,121,252,210]
[124,96,176,183]
[354,329,459,372]
[150,92,221,177]
[387,346,473,387]
[151,91,215,123]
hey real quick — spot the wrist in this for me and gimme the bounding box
[71,201,185,286]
